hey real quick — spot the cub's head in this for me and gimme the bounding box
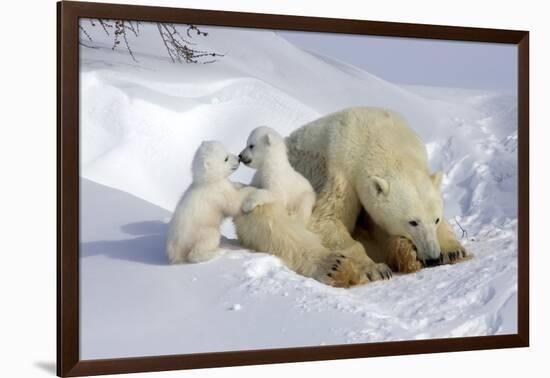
[357,170,444,262]
[239,126,285,169]
[192,141,239,182]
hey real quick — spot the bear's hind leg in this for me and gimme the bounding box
[186,228,221,263]
[234,203,384,287]
[315,253,366,288]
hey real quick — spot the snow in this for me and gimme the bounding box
[79,21,518,359]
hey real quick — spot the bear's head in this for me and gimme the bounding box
[192,141,240,183]
[239,126,286,169]
[357,170,444,262]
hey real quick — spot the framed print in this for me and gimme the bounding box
[57,1,529,376]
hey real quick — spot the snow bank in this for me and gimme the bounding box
[81,179,516,359]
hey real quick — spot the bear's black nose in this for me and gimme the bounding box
[238,154,242,161]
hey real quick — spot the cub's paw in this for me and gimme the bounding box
[363,262,393,282]
[242,199,261,213]
[232,182,245,189]
[316,254,365,288]
[386,236,422,273]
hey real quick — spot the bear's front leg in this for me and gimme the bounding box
[186,228,222,263]
[428,217,470,266]
[386,236,423,273]
[311,217,393,285]
[385,219,469,270]
[242,189,275,213]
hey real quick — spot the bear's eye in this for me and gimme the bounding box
[435,218,440,224]
[224,156,228,162]
[409,220,419,227]
[249,144,254,150]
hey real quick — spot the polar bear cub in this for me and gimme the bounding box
[239,126,316,223]
[166,141,254,264]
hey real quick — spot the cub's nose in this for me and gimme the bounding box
[238,154,242,161]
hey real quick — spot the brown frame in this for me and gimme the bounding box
[57,1,529,376]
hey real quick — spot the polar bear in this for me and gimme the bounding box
[166,141,255,264]
[234,107,468,287]
[238,126,316,223]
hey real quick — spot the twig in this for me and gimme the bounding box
[97,19,113,36]
[80,19,221,64]
[157,23,176,63]
[79,25,93,42]
[113,20,137,62]
[454,217,468,240]
[157,23,222,64]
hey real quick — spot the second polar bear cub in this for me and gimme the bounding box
[166,141,254,264]
[239,126,316,222]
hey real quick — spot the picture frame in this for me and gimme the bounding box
[57,1,529,376]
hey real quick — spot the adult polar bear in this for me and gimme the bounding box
[235,107,468,287]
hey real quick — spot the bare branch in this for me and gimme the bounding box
[157,23,223,64]
[79,25,93,42]
[79,19,222,65]
[112,20,137,62]
[157,23,176,63]
[454,217,468,240]
[97,19,113,36]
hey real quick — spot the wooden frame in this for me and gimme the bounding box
[57,1,529,376]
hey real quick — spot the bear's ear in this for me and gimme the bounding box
[371,176,389,197]
[263,133,272,146]
[431,171,443,188]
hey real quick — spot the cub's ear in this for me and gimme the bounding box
[431,171,443,188]
[263,133,272,146]
[370,176,389,197]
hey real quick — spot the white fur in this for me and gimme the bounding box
[166,141,254,264]
[239,126,316,223]
[288,107,444,261]
[235,108,465,287]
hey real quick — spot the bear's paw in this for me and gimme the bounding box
[362,262,393,282]
[386,236,423,273]
[430,246,470,267]
[315,254,365,288]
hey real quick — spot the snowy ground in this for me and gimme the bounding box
[79,21,518,359]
